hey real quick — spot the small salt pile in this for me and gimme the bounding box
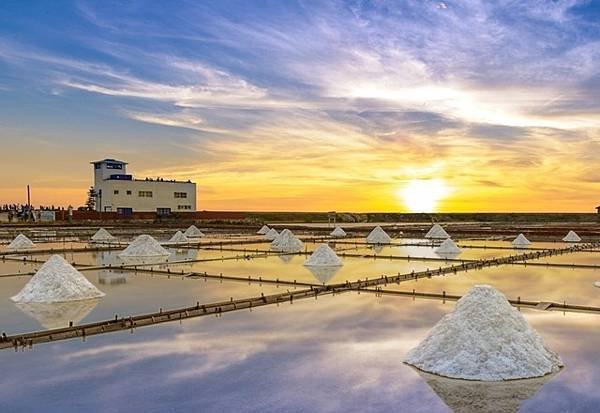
[425,224,450,240]
[434,238,461,255]
[119,234,170,257]
[405,285,562,381]
[366,226,391,244]
[168,231,189,244]
[562,230,581,243]
[271,229,304,253]
[304,244,343,267]
[184,225,204,238]
[264,228,279,241]
[512,233,531,248]
[7,234,35,251]
[594,281,600,288]
[11,255,105,303]
[257,225,270,235]
[91,228,116,243]
[330,226,347,237]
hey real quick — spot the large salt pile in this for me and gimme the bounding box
[168,231,189,244]
[512,233,531,248]
[257,225,270,235]
[7,234,35,251]
[562,230,581,243]
[271,229,304,253]
[304,244,343,267]
[119,234,170,257]
[330,226,347,237]
[366,226,392,244]
[11,255,105,303]
[405,285,562,381]
[184,225,204,238]
[425,224,450,240]
[91,228,116,243]
[264,228,279,241]
[435,238,461,255]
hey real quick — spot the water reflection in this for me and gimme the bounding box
[305,265,341,284]
[98,270,128,285]
[278,254,296,264]
[415,369,559,413]
[14,298,101,330]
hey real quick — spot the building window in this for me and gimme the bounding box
[126,190,132,195]
[138,191,153,197]
[157,208,171,216]
[174,192,187,198]
[106,163,123,169]
[177,205,192,210]
[114,190,119,195]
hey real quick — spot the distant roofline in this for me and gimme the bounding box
[102,177,195,184]
[91,158,128,165]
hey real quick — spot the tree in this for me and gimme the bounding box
[86,187,97,211]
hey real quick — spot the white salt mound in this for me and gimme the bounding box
[91,228,116,242]
[257,225,270,235]
[330,226,347,237]
[512,233,531,247]
[405,285,562,381]
[562,230,581,243]
[119,234,170,257]
[11,255,105,303]
[594,281,600,288]
[425,224,450,239]
[184,225,204,238]
[304,244,343,267]
[168,231,189,244]
[366,226,391,244]
[271,229,304,253]
[264,228,279,241]
[435,238,461,255]
[7,234,35,251]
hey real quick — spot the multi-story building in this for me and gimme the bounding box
[91,158,196,215]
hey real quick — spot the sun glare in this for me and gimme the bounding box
[398,179,450,213]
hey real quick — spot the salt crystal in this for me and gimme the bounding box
[272,229,304,252]
[304,244,343,266]
[119,234,170,257]
[562,231,581,243]
[330,226,347,237]
[405,285,562,381]
[257,225,270,235]
[11,255,105,303]
[366,226,391,244]
[425,224,450,240]
[7,234,35,251]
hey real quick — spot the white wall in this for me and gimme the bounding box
[96,180,197,212]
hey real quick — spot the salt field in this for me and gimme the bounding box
[1,224,599,412]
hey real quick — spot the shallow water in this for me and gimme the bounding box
[1,239,599,411]
[0,293,598,412]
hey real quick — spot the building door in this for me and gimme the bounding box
[157,207,171,216]
[117,207,133,216]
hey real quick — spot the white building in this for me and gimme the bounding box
[92,158,196,215]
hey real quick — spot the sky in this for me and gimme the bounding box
[0,0,599,212]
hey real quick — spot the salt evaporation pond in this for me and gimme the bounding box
[1,237,599,411]
[0,292,598,412]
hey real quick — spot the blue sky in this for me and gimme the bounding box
[0,1,599,211]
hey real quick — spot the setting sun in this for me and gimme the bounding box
[398,179,450,213]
